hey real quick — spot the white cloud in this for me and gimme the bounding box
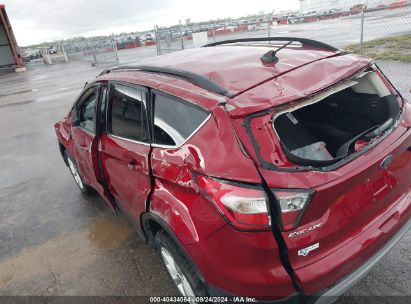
[2,0,300,45]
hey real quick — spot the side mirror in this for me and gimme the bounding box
[71,106,80,126]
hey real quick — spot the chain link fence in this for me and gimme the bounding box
[64,38,119,66]
[154,24,186,55]
[53,2,411,99]
[154,1,411,99]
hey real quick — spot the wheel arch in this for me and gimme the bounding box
[141,212,207,284]
[142,212,192,250]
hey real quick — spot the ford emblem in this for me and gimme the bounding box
[380,155,394,169]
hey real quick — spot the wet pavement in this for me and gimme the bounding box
[0,61,177,298]
[0,54,410,302]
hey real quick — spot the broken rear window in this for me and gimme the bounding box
[272,70,401,167]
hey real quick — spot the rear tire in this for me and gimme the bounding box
[155,230,208,299]
[65,151,94,195]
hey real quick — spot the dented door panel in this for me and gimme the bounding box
[99,134,151,224]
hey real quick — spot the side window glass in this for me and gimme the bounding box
[79,88,98,133]
[153,93,209,146]
[108,84,149,142]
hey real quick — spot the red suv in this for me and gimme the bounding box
[54,38,411,302]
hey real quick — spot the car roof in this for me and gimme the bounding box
[137,43,339,96]
[98,42,371,115]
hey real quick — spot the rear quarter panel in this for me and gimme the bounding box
[147,105,299,299]
[148,106,296,298]
[149,106,263,244]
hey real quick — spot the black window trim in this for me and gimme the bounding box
[105,81,151,146]
[74,83,101,135]
[150,89,211,149]
[96,81,109,138]
[97,81,211,149]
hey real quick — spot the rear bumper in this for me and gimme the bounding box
[313,215,411,304]
[207,216,411,303]
[187,225,296,299]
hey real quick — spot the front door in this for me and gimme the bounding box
[71,84,115,209]
[71,85,100,189]
[99,82,152,224]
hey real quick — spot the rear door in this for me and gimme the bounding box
[99,82,152,223]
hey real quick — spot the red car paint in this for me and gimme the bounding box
[54,43,411,301]
[99,134,152,224]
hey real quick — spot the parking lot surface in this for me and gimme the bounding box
[0,52,410,302]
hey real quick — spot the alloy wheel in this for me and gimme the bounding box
[67,157,85,190]
[160,247,195,298]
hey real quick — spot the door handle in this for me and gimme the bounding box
[79,144,88,152]
[127,159,143,171]
[79,143,90,152]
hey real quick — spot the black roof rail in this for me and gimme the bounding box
[202,37,339,52]
[98,65,234,98]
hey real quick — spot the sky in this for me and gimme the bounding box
[2,0,300,46]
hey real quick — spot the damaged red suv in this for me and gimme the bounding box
[54,38,411,302]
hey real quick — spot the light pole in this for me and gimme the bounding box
[360,0,369,55]
[268,9,275,41]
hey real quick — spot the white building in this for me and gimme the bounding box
[299,0,392,14]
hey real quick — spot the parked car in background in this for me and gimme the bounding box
[115,36,140,49]
[48,46,57,54]
[285,14,303,24]
[351,4,367,12]
[21,51,30,63]
[29,49,42,59]
[171,31,181,38]
[54,37,411,302]
[144,33,153,41]
[303,11,319,17]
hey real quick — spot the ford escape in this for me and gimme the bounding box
[54,37,411,303]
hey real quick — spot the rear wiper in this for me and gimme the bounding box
[336,119,394,158]
[362,118,394,141]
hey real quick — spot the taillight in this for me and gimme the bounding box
[196,175,270,231]
[272,190,314,231]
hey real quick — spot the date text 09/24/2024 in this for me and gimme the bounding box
[149,297,257,302]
